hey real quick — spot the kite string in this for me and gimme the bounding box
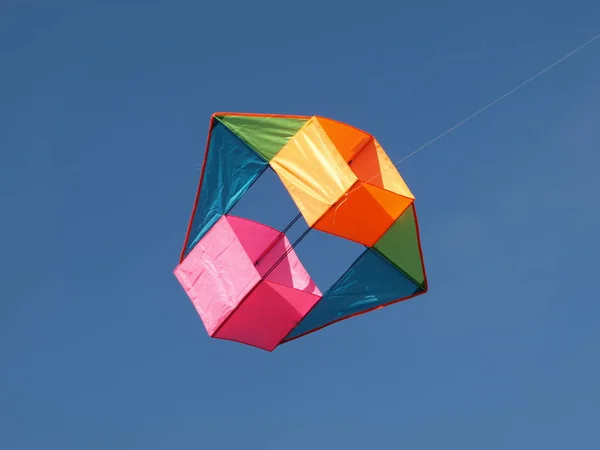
[350,31,600,195]
[395,32,600,165]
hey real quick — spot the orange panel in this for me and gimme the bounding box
[314,182,414,247]
[316,116,371,163]
[270,118,357,227]
[350,139,414,199]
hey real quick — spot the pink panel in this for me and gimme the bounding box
[215,281,322,351]
[255,234,322,296]
[226,215,281,263]
[175,213,324,350]
[173,216,261,336]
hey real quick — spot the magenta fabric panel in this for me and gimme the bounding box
[215,281,322,351]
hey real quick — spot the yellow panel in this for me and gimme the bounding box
[350,139,414,199]
[270,118,357,226]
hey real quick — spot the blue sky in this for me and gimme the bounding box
[1,1,599,448]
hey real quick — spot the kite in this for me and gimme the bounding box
[174,113,428,351]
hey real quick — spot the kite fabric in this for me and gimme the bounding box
[174,112,428,351]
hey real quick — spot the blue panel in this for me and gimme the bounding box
[183,122,268,257]
[285,249,421,340]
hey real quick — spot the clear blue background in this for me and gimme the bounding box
[1,1,599,448]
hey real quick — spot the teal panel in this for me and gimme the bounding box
[285,249,421,340]
[183,122,268,257]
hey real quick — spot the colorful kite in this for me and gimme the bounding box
[174,113,428,351]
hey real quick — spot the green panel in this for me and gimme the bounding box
[217,115,308,161]
[374,205,425,288]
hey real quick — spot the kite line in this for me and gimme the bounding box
[396,32,600,165]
